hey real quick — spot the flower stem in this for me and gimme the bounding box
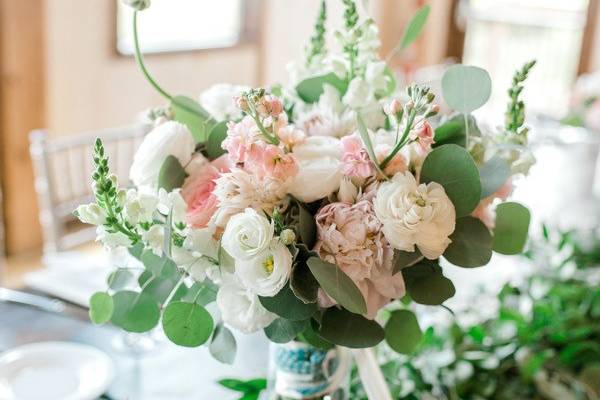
[380,110,416,170]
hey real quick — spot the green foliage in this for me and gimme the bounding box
[206,121,228,160]
[442,65,492,114]
[209,324,237,364]
[402,260,455,305]
[89,292,113,324]
[158,155,187,192]
[295,73,348,104]
[356,113,386,177]
[264,318,309,344]
[479,155,511,198]
[399,5,430,50]
[298,323,334,350]
[259,284,318,321]
[318,307,385,348]
[218,378,267,400]
[444,216,492,268]
[307,257,367,315]
[420,144,482,217]
[162,301,214,347]
[505,60,536,139]
[305,0,327,67]
[297,202,317,249]
[385,310,423,355]
[107,269,134,290]
[392,249,423,274]
[493,202,531,255]
[111,290,160,333]
[170,95,216,143]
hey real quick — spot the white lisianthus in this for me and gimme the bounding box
[236,240,292,297]
[222,208,274,261]
[124,189,157,225]
[289,136,342,202]
[130,121,195,191]
[374,171,456,259]
[216,276,277,333]
[75,203,107,225]
[199,83,249,121]
[141,225,164,256]
[96,226,132,249]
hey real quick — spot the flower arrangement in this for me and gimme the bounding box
[77,0,536,367]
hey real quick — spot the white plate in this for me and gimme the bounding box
[0,342,114,400]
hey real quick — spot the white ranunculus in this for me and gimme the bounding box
[141,224,164,256]
[96,226,132,249]
[236,240,292,297]
[199,83,249,121]
[124,189,157,225]
[216,276,277,333]
[221,208,274,261]
[374,171,456,259]
[75,203,107,225]
[289,136,342,202]
[130,121,196,191]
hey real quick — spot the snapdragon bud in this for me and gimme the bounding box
[280,229,296,245]
[122,0,150,11]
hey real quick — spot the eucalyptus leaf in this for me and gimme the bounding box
[259,284,318,321]
[89,292,113,325]
[442,65,492,113]
[171,95,216,143]
[181,280,219,306]
[264,318,309,344]
[433,114,480,148]
[385,309,423,354]
[307,257,367,315]
[479,156,511,198]
[298,323,334,350]
[420,144,482,217]
[128,242,144,260]
[444,216,492,268]
[399,5,430,50]
[402,261,456,305]
[158,155,187,192]
[298,202,317,248]
[162,301,214,347]
[295,73,347,103]
[111,290,160,333]
[206,121,228,160]
[218,378,267,393]
[356,113,386,178]
[493,202,530,255]
[210,324,237,364]
[107,269,134,290]
[140,252,181,304]
[290,264,319,304]
[392,249,423,274]
[318,308,384,348]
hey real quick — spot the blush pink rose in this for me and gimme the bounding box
[314,200,405,319]
[340,135,374,178]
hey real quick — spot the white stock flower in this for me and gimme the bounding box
[365,61,388,92]
[124,189,157,225]
[235,240,292,297]
[343,77,372,109]
[199,83,249,121]
[157,189,187,225]
[289,136,343,202]
[96,226,132,249]
[129,121,195,191]
[216,275,277,333]
[221,208,274,261]
[75,203,107,225]
[374,171,456,259]
[142,224,164,256]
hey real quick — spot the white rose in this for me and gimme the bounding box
[130,121,196,191]
[75,203,106,225]
[289,136,343,202]
[216,276,277,333]
[374,171,456,259]
[236,240,292,297]
[124,189,157,225]
[222,208,274,260]
[141,224,164,256]
[199,83,249,121]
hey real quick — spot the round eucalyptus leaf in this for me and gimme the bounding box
[402,262,456,306]
[206,121,228,160]
[298,324,334,350]
[158,155,187,192]
[162,301,214,347]
[259,284,317,321]
[318,308,384,348]
[209,324,237,364]
[295,73,347,104]
[107,269,134,290]
[493,202,531,255]
[385,310,423,354]
[89,292,113,325]
[264,318,309,344]
[442,65,492,113]
[111,290,160,333]
[479,156,511,199]
[421,144,482,217]
[444,216,492,268]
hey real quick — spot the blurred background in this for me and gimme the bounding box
[1,1,600,399]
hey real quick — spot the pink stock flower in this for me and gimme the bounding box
[277,125,306,150]
[471,178,514,229]
[411,121,435,154]
[181,155,230,228]
[340,135,374,178]
[222,116,259,164]
[314,200,406,319]
[375,144,407,177]
[260,145,299,181]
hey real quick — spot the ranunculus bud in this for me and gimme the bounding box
[280,229,296,245]
[384,99,402,117]
[122,0,151,11]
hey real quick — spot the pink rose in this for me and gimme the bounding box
[340,135,374,178]
[314,200,405,318]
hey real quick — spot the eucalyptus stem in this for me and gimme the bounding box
[464,113,470,148]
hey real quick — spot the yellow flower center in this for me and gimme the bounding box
[263,255,275,275]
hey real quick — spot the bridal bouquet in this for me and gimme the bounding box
[77,0,536,367]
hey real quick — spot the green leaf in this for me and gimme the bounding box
[158,155,187,192]
[140,252,181,304]
[479,156,511,198]
[444,216,492,268]
[111,290,160,333]
[171,95,216,143]
[264,318,309,344]
[218,378,267,393]
[162,301,214,347]
[385,309,423,354]
[402,261,456,305]
[376,67,397,99]
[107,269,134,290]
[579,363,600,396]
[206,121,228,160]
[89,292,113,325]
[209,324,237,364]
[295,73,348,103]
[318,308,384,348]
[392,249,423,274]
[298,323,334,350]
[290,264,319,304]
[298,202,317,249]
[307,257,367,315]
[399,5,430,50]
[442,65,492,113]
[420,144,482,217]
[493,202,530,255]
[356,114,386,177]
[259,284,318,321]
[181,280,219,306]
[433,114,480,148]
[128,242,144,260]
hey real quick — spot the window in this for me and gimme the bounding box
[116,0,247,55]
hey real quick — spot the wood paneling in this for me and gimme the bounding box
[0,0,45,254]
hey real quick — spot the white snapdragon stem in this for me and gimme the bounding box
[350,348,393,400]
